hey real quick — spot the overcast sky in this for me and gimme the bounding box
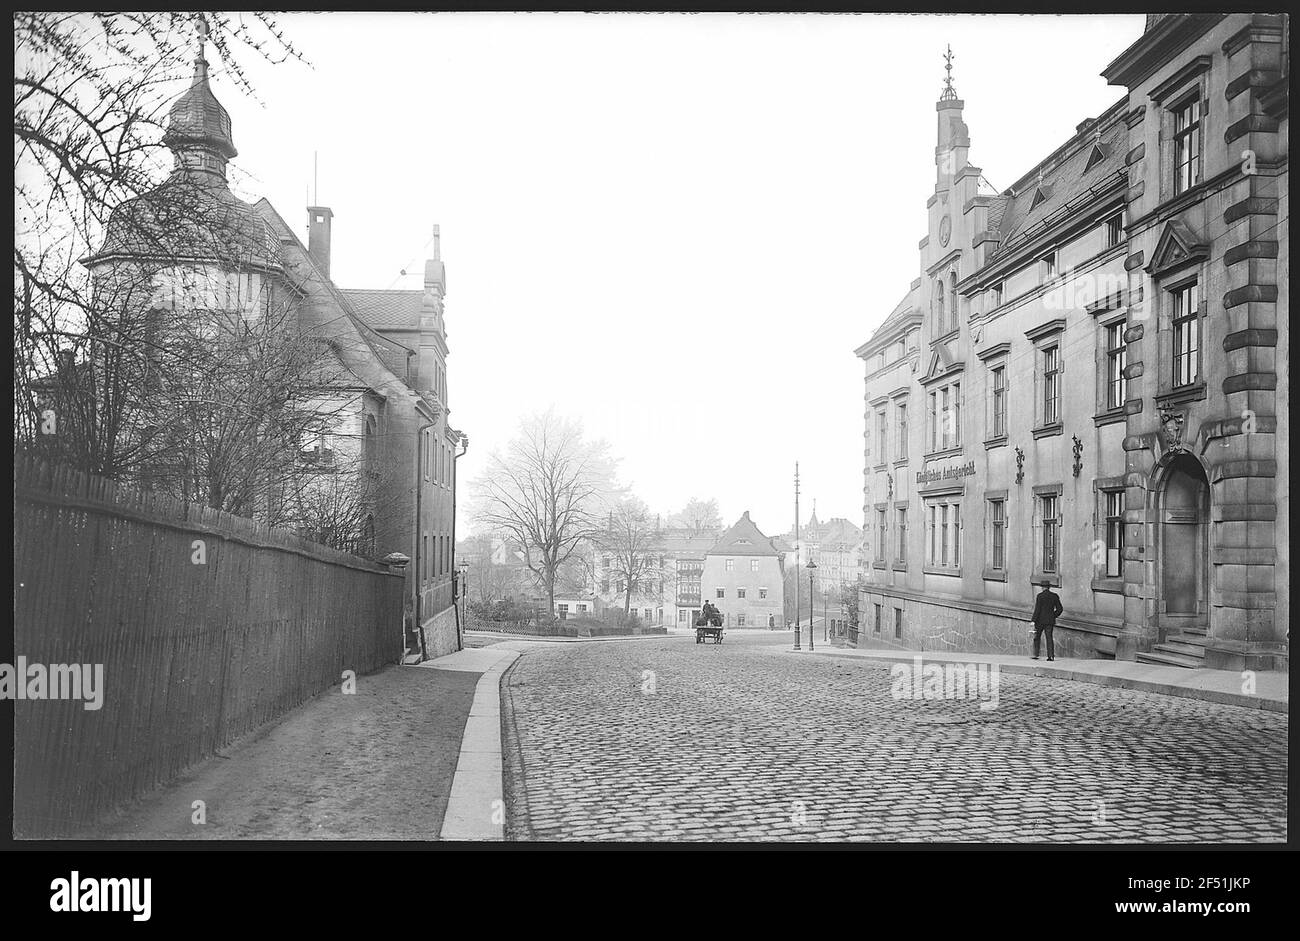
[216,12,1147,538]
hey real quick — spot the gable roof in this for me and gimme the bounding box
[707,511,779,557]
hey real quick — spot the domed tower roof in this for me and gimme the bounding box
[82,18,278,271]
[162,20,237,179]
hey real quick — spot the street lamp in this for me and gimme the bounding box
[457,560,470,634]
[806,557,817,652]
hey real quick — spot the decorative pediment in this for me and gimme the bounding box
[920,341,964,384]
[1146,220,1208,277]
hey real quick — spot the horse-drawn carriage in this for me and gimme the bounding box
[694,612,723,644]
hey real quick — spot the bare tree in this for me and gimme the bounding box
[600,496,663,619]
[668,497,721,534]
[471,410,618,621]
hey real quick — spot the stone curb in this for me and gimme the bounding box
[784,648,1287,714]
[428,645,520,841]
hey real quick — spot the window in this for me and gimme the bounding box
[679,609,687,623]
[927,391,938,452]
[991,365,1007,436]
[716,588,725,599]
[1042,345,1061,425]
[927,380,962,452]
[1040,494,1060,574]
[896,506,908,563]
[1105,320,1128,409]
[737,588,747,599]
[725,558,734,571]
[601,579,610,594]
[1173,97,1201,194]
[990,499,1006,571]
[644,608,652,621]
[874,603,882,633]
[933,279,945,334]
[602,555,611,568]
[877,410,888,464]
[750,559,760,572]
[925,497,962,571]
[876,508,887,562]
[738,614,746,627]
[577,604,587,614]
[897,403,908,459]
[948,271,959,334]
[1172,282,1200,387]
[894,608,903,639]
[759,588,768,599]
[992,282,1004,307]
[1043,251,1058,279]
[1105,211,1124,248]
[558,604,568,620]
[1103,490,1124,577]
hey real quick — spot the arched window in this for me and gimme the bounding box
[363,414,378,468]
[933,280,944,334]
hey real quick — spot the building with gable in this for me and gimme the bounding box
[856,15,1287,670]
[701,512,786,629]
[80,29,464,660]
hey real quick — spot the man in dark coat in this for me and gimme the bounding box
[1030,580,1063,661]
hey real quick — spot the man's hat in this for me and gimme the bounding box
[1038,579,1052,588]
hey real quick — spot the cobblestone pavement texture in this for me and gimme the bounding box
[83,665,478,840]
[502,633,1288,843]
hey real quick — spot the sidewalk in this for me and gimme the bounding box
[782,644,1288,713]
[80,652,508,840]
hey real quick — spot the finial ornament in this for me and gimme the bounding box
[940,45,958,101]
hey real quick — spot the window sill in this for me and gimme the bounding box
[892,561,909,572]
[984,434,1008,450]
[1154,383,1207,408]
[1093,407,1126,428]
[1032,423,1064,439]
[1091,576,1124,594]
[982,567,1008,582]
[923,565,962,577]
[873,560,887,570]
[1030,572,1061,588]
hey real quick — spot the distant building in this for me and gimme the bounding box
[701,512,786,628]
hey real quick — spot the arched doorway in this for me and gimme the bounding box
[1156,452,1209,638]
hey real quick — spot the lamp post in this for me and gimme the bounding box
[806,557,817,651]
[457,560,470,639]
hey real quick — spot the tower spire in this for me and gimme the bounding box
[940,44,958,101]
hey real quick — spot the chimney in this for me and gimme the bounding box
[307,206,333,279]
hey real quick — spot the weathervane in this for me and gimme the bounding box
[940,45,958,101]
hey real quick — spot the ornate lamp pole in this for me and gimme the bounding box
[806,557,817,651]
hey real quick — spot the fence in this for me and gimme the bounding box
[12,452,405,837]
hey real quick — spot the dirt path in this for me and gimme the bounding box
[81,665,479,840]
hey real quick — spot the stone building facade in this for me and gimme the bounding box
[82,33,464,660]
[856,14,1287,670]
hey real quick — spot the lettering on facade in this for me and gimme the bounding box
[916,460,976,485]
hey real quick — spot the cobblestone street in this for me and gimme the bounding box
[501,633,1288,842]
